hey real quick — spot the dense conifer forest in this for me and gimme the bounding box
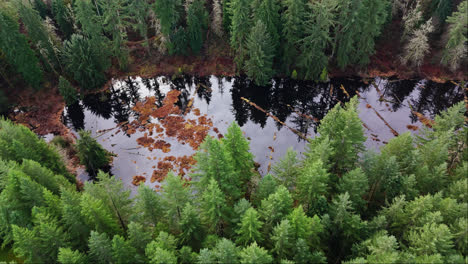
[0,99,466,263]
[0,0,467,263]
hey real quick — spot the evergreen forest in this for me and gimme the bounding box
[0,98,466,263]
[0,0,467,263]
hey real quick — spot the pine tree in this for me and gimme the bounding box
[281,0,307,73]
[100,0,130,70]
[229,0,251,68]
[0,11,43,89]
[298,0,336,80]
[200,178,227,234]
[239,242,273,264]
[236,207,263,245]
[186,0,209,54]
[59,76,78,106]
[441,0,467,71]
[244,20,275,86]
[88,231,114,264]
[153,0,182,37]
[222,122,254,187]
[76,130,110,177]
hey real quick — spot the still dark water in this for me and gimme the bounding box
[62,75,464,189]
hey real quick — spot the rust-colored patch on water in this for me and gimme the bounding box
[122,89,216,183]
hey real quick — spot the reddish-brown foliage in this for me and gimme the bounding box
[132,175,146,186]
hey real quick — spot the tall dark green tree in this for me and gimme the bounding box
[18,2,62,74]
[100,0,130,70]
[252,0,281,55]
[153,0,182,37]
[298,0,336,80]
[52,0,75,39]
[63,34,108,90]
[0,11,43,88]
[76,130,110,177]
[245,20,275,86]
[186,0,209,54]
[130,0,151,55]
[229,0,252,68]
[281,0,307,73]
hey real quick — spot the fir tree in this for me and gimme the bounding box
[296,160,329,215]
[186,0,209,54]
[281,0,307,73]
[63,34,108,90]
[179,203,204,250]
[59,76,78,106]
[0,11,43,88]
[272,148,300,191]
[316,97,365,175]
[18,2,62,74]
[84,171,134,232]
[252,0,281,55]
[200,178,227,234]
[134,184,163,227]
[259,185,293,233]
[213,238,239,264]
[100,0,130,70]
[161,172,191,230]
[80,193,122,236]
[58,247,88,264]
[111,235,138,264]
[244,20,275,86]
[130,0,151,55]
[52,0,75,39]
[298,0,336,80]
[222,122,255,188]
[60,188,91,250]
[239,242,273,264]
[194,136,241,202]
[236,207,263,245]
[271,219,293,260]
[76,130,110,177]
[153,0,182,37]
[88,231,114,264]
[229,0,251,68]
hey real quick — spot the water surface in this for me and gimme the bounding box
[62,76,464,189]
